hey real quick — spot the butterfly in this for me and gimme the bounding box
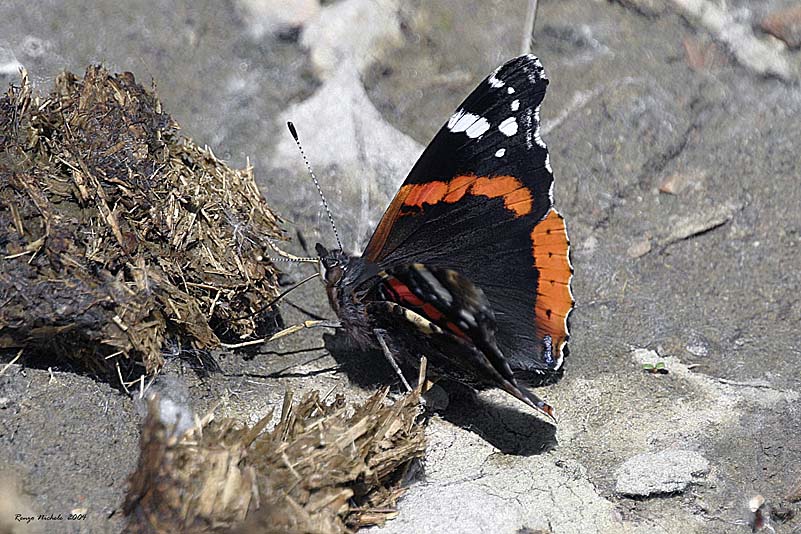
[297,55,574,421]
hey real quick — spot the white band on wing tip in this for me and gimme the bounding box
[448,109,490,138]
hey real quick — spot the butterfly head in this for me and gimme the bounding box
[315,243,349,286]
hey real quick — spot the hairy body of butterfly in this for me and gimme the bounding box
[314,55,574,421]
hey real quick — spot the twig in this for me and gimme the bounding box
[521,0,539,55]
[0,349,23,376]
[716,377,774,389]
[415,356,428,394]
[117,361,131,395]
[220,338,266,349]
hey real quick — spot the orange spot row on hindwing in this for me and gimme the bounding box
[530,208,573,347]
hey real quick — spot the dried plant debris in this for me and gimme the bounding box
[243,387,426,533]
[0,66,283,379]
[123,396,256,533]
[124,388,426,534]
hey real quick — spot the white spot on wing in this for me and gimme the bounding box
[495,148,506,158]
[533,106,546,148]
[511,99,520,111]
[507,86,515,94]
[447,109,466,130]
[488,66,505,88]
[447,109,461,129]
[448,109,490,138]
[523,54,547,83]
[498,117,518,137]
[465,117,490,138]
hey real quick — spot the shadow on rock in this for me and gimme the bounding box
[439,381,558,457]
[0,342,221,391]
[323,332,557,456]
[323,331,402,389]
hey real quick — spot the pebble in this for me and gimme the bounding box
[658,168,706,195]
[685,341,708,357]
[301,0,403,79]
[580,235,598,254]
[627,237,651,258]
[761,6,801,49]
[615,449,710,497]
[682,37,724,72]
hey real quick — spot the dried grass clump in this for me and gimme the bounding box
[124,385,426,534]
[123,398,256,533]
[0,67,282,379]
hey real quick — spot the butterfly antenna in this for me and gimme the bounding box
[287,121,344,251]
[265,236,318,263]
[229,271,320,320]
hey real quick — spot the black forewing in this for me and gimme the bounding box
[362,55,558,373]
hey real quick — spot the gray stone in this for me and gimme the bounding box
[270,68,423,252]
[615,450,710,497]
[301,0,404,79]
[366,414,638,534]
[236,0,320,39]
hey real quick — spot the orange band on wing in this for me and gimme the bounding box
[404,181,450,209]
[366,174,533,261]
[530,209,574,348]
[400,175,532,216]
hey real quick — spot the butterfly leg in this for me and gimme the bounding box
[269,320,341,341]
[221,320,341,349]
[374,329,413,392]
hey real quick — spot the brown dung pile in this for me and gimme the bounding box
[124,385,427,534]
[0,67,282,380]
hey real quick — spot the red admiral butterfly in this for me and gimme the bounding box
[296,55,573,421]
